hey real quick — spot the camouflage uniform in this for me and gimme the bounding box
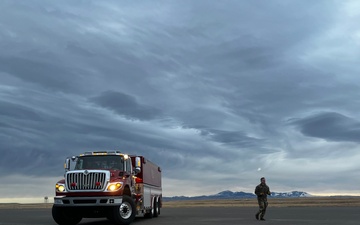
[254,178,270,220]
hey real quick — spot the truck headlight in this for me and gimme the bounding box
[107,182,123,191]
[56,184,66,192]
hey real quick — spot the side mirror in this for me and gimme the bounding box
[64,158,71,172]
[135,157,141,174]
[135,167,141,175]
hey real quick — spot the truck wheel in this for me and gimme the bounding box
[153,199,159,217]
[112,195,136,225]
[156,198,161,216]
[52,206,82,225]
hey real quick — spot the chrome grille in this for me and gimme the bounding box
[66,171,108,191]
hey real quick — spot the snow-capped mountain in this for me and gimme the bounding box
[271,191,313,198]
[163,190,312,201]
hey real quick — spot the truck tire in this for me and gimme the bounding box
[153,199,159,217]
[52,206,82,225]
[112,195,136,225]
[156,198,161,216]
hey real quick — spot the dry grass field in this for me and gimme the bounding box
[1,197,360,209]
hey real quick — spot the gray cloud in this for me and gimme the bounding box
[89,91,163,121]
[0,57,76,91]
[1,0,360,200]
[199,129,264,148]
[290,112,360,142]
[0,100,43,121]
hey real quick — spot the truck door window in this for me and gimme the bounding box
[125,159,132,173]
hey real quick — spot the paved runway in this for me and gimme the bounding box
[0,206,359,225]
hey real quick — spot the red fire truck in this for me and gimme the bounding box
[52,151,162,225]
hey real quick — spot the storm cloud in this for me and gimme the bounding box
[291,112,360,142]
[1,0,360,201]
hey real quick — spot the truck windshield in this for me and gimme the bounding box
[74,155,124,170]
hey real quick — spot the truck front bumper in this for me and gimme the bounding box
[54,196,123,206]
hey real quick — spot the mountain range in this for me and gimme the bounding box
[163,190,312,201]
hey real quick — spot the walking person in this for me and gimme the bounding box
[255,177,271,221]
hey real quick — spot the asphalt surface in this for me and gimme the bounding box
[0,206,359,225]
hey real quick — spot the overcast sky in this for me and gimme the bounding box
[1,0,360,202]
